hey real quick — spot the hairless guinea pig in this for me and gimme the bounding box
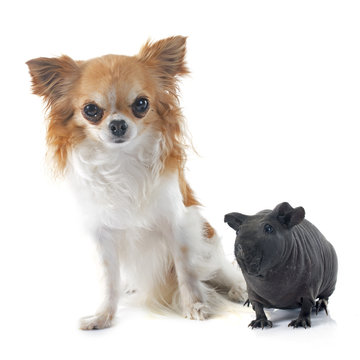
[225,202,338,329]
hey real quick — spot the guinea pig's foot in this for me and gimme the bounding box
[315,298,328,315]
[288,315,311,329]
[249,318,273,329]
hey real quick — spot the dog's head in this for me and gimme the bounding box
[27,36,189,173]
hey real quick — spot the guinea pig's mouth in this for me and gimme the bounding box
[250,272,264,278]
[247,269,264,278]
[243,255,263,277]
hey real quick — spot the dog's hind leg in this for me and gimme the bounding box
[210,258,247,302]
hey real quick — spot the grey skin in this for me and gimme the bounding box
[225,202,337,329]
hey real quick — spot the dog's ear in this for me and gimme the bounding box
[137,36,189,88]
[26,56,79,106]
[26,56,82,175]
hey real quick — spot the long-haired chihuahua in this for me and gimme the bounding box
[27,36,245,330]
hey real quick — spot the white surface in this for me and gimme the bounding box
[1,1,359,359]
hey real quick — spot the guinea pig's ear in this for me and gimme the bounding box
[275,202,305,229]
[224,212,247,231]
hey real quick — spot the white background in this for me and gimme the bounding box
[1,1,359,359]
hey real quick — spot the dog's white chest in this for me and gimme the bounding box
[68,139,181,230]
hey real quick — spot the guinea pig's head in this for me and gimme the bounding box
[224,202,305,277]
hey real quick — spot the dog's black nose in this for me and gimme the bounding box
[109,120,128,137]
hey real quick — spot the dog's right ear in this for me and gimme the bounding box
[224,212,247,231]
[26,56,79,106]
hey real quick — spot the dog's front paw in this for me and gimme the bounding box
[79,312,114,330]
[184,302,210,320]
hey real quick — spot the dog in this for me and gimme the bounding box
[27,36,245,330]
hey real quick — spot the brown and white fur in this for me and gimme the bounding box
[27,36,245,330]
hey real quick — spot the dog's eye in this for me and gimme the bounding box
[82,103,104,123]
[264,224,274,234]
[132,97,149,118]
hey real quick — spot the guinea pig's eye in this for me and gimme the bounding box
[132,97,149,118]
[82,103,104,123]
[264,224,274,234]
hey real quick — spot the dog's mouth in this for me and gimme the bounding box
[98,133,131,146]
[112,137,127,144]
[104,128,137,146]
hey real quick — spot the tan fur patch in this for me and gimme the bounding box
[180,245,189,255]
[203,222,215,239]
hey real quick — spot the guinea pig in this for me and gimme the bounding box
[225,202,338,329]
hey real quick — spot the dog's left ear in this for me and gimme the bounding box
[137,36,189,87]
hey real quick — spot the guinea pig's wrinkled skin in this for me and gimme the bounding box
[225,202,338,329]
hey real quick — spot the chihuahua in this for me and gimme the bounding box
[27,36,245,329]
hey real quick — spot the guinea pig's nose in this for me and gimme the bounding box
[235,243,245,258]
[109,120,128,137]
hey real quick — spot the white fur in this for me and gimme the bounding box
[68,126,245,330]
